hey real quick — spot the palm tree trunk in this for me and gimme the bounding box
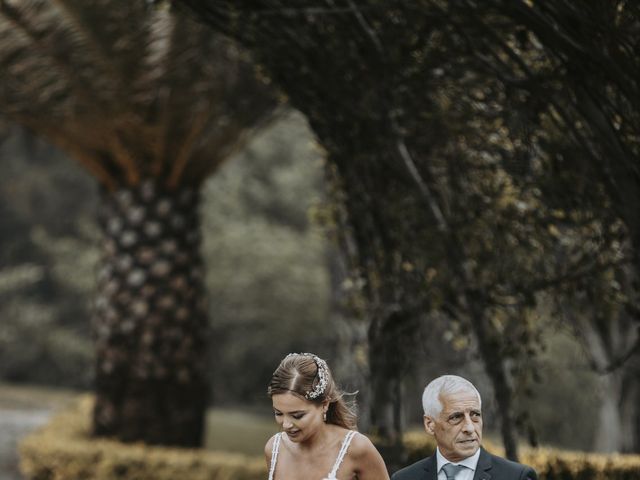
[92,179,209,447]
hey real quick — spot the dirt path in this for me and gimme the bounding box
[0,383,79,480]
[0,409,52,480]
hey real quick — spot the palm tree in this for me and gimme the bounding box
[0,0,276,446]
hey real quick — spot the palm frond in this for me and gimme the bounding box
[0,0,278,189]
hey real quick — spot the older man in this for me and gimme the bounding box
[392,375,537,480]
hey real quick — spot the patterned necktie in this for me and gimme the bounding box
[442,463,465,480]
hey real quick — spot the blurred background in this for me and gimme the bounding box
[1,1,639,479]
[0,110,620,450]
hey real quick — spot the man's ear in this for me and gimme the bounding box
[423,415,436,436]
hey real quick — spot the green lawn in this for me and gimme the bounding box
[0,382,79,410]
[205,408,277,456]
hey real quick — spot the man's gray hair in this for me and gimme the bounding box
[422,375,482,417]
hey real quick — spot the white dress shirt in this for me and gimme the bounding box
[436,447,481,480]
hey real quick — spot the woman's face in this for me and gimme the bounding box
[272,392,326,442]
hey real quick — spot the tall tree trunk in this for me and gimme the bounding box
[594,356,640,453]
[368,314,395,440]
[325,245,371,430]
[92,180,209,446]
[620,373,640,452]
[368,308,412,472]
[468,297,520,461]
[568,301,639,453]
[594,372,623,452]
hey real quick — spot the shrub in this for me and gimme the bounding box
[22,396,640,480]
[521,448,640,480]
[19,396,267,480]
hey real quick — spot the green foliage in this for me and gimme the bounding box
[202,111,335,404]
[0,130,97,387]
[0,297,92,386]
[516,325,600,451]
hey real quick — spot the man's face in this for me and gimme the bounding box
[423,389,483,462]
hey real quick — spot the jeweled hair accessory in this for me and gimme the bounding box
[286,352,329,400]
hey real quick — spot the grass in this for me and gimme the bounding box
[204,408,277,456]
[0,382,79,410]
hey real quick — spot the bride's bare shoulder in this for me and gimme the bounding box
[347,432,390,478]
[264,433,280,459]
[348,432,382,458]
[349,431,372,448]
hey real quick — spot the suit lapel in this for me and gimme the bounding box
[472,448,493,480]
[423,454,438,480]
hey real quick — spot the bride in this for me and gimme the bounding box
[265,353,389,480]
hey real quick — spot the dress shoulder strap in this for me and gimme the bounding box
[268,433,283,480]
[327,430,357,479]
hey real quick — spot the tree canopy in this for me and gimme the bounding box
[180,0,640,455]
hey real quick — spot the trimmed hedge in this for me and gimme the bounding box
[20,397,640,480]
[520,448,640,480]
[19,396,267,480]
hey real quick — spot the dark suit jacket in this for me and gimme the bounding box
[391,448,537,480]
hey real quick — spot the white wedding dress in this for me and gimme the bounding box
[268,430,357,480]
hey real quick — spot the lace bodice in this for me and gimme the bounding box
[268,430,357,480]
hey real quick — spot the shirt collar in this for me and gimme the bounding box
[436,446,481,473]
